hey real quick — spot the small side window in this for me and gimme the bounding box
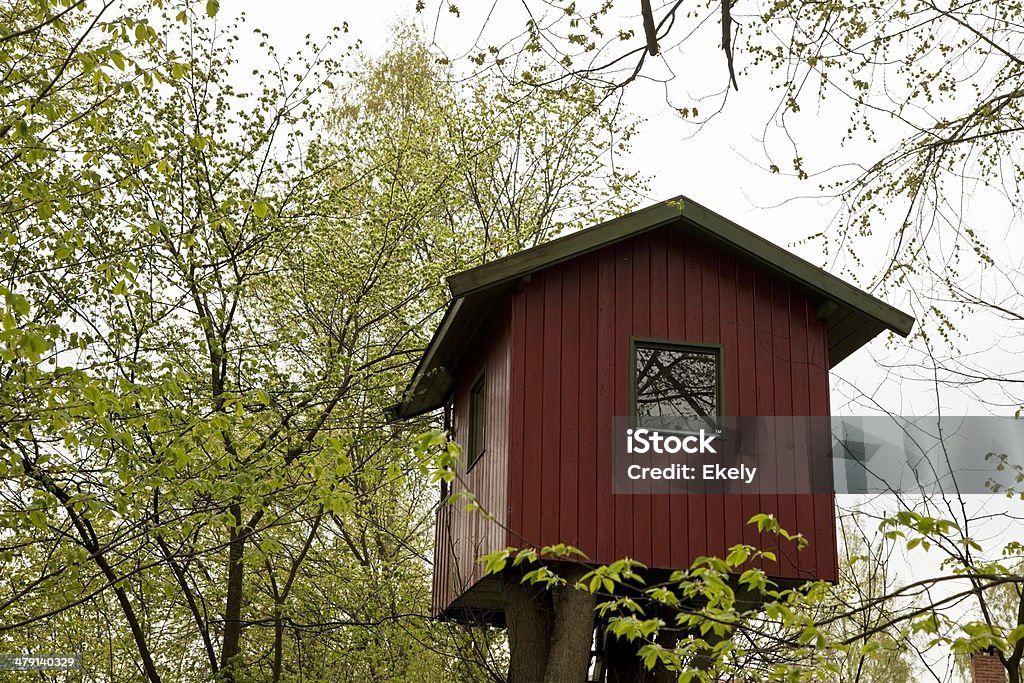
[468,373,486,469]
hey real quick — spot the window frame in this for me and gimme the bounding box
[466,369,487,472]
[629,337,725,426]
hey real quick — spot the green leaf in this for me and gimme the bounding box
[29,509,47,530]
[5,291,29,317]
[480,548,512,575]
[19,332,48,361]
[726,545,751,566]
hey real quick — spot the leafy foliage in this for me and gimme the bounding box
[0,3,639,681]
[476,505,1024,681]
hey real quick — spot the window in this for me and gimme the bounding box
[467,372,486,469]
[632,340,721,429]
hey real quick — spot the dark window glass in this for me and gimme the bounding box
[468,374,486,468]
[634,343,719,421]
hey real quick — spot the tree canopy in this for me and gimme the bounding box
[1,2,638,680]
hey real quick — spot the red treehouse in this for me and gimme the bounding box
[390,196,914,678]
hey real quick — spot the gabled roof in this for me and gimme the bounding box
[391,195,915,419]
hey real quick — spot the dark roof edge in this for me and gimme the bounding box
[390,298,463,420]
[447,199,683,298]
[681,200,915,337]
[447,195,915,338]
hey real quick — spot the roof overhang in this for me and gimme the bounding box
[390,196,915,420]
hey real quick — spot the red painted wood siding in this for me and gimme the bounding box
[432,302,511,616]
[505,224,838,582]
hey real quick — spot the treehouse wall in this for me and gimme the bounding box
[504,225,838,583]
[432,301,511,617]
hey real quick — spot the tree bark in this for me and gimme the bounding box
[220,503,246,681]
[603,602,692,683]
[605,628,653,683]
[504,568,555,683]
[652,608,682,683]
[544,565,597,683]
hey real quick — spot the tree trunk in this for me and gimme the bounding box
[220,503,246,681]
[271,614,285,682]
[652,610,681,683]
[605,628,653,683]
[603,604,693,683]
[504,568,554,683]
[544,565,597,683]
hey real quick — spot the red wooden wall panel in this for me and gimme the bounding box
[665,234,690,569]
[734,258,761,562]
[684,243,709,563]
[432,302,512,615]
[560,260,581,547]
[577,253,599,560]
[631,237,652,569]
[613,241,633,561]
[718,252,745,573]
[501,222,837,583]
[595,249,616,563]
[541,269,563,550]
[648,237,671,569]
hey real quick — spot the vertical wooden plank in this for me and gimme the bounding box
[700,242,722,345]
[595,247,617,563]
[613,241,634,561]
[789,290,815,577]
[488,310,510,564]
[718,251,745,567]
[560,260,581,547]
[542,269,563,547]
[500,315,510,551]
[753,268,780,571]
[684,238,708,562]
[442,507,452,615]
[451,374,470,598]
[577,253,599,558]
[807,311,837,581]
[734,260,761,564]
[700,243,726,561]
[432,507,443,615]
[632,235,653,568]
[648,229,671,569]
[771,279,798,576]
[666,231,690,569]
[507,291,527,548]
[521,278,546,548]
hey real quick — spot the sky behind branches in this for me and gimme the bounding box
[225,4,1023,680]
